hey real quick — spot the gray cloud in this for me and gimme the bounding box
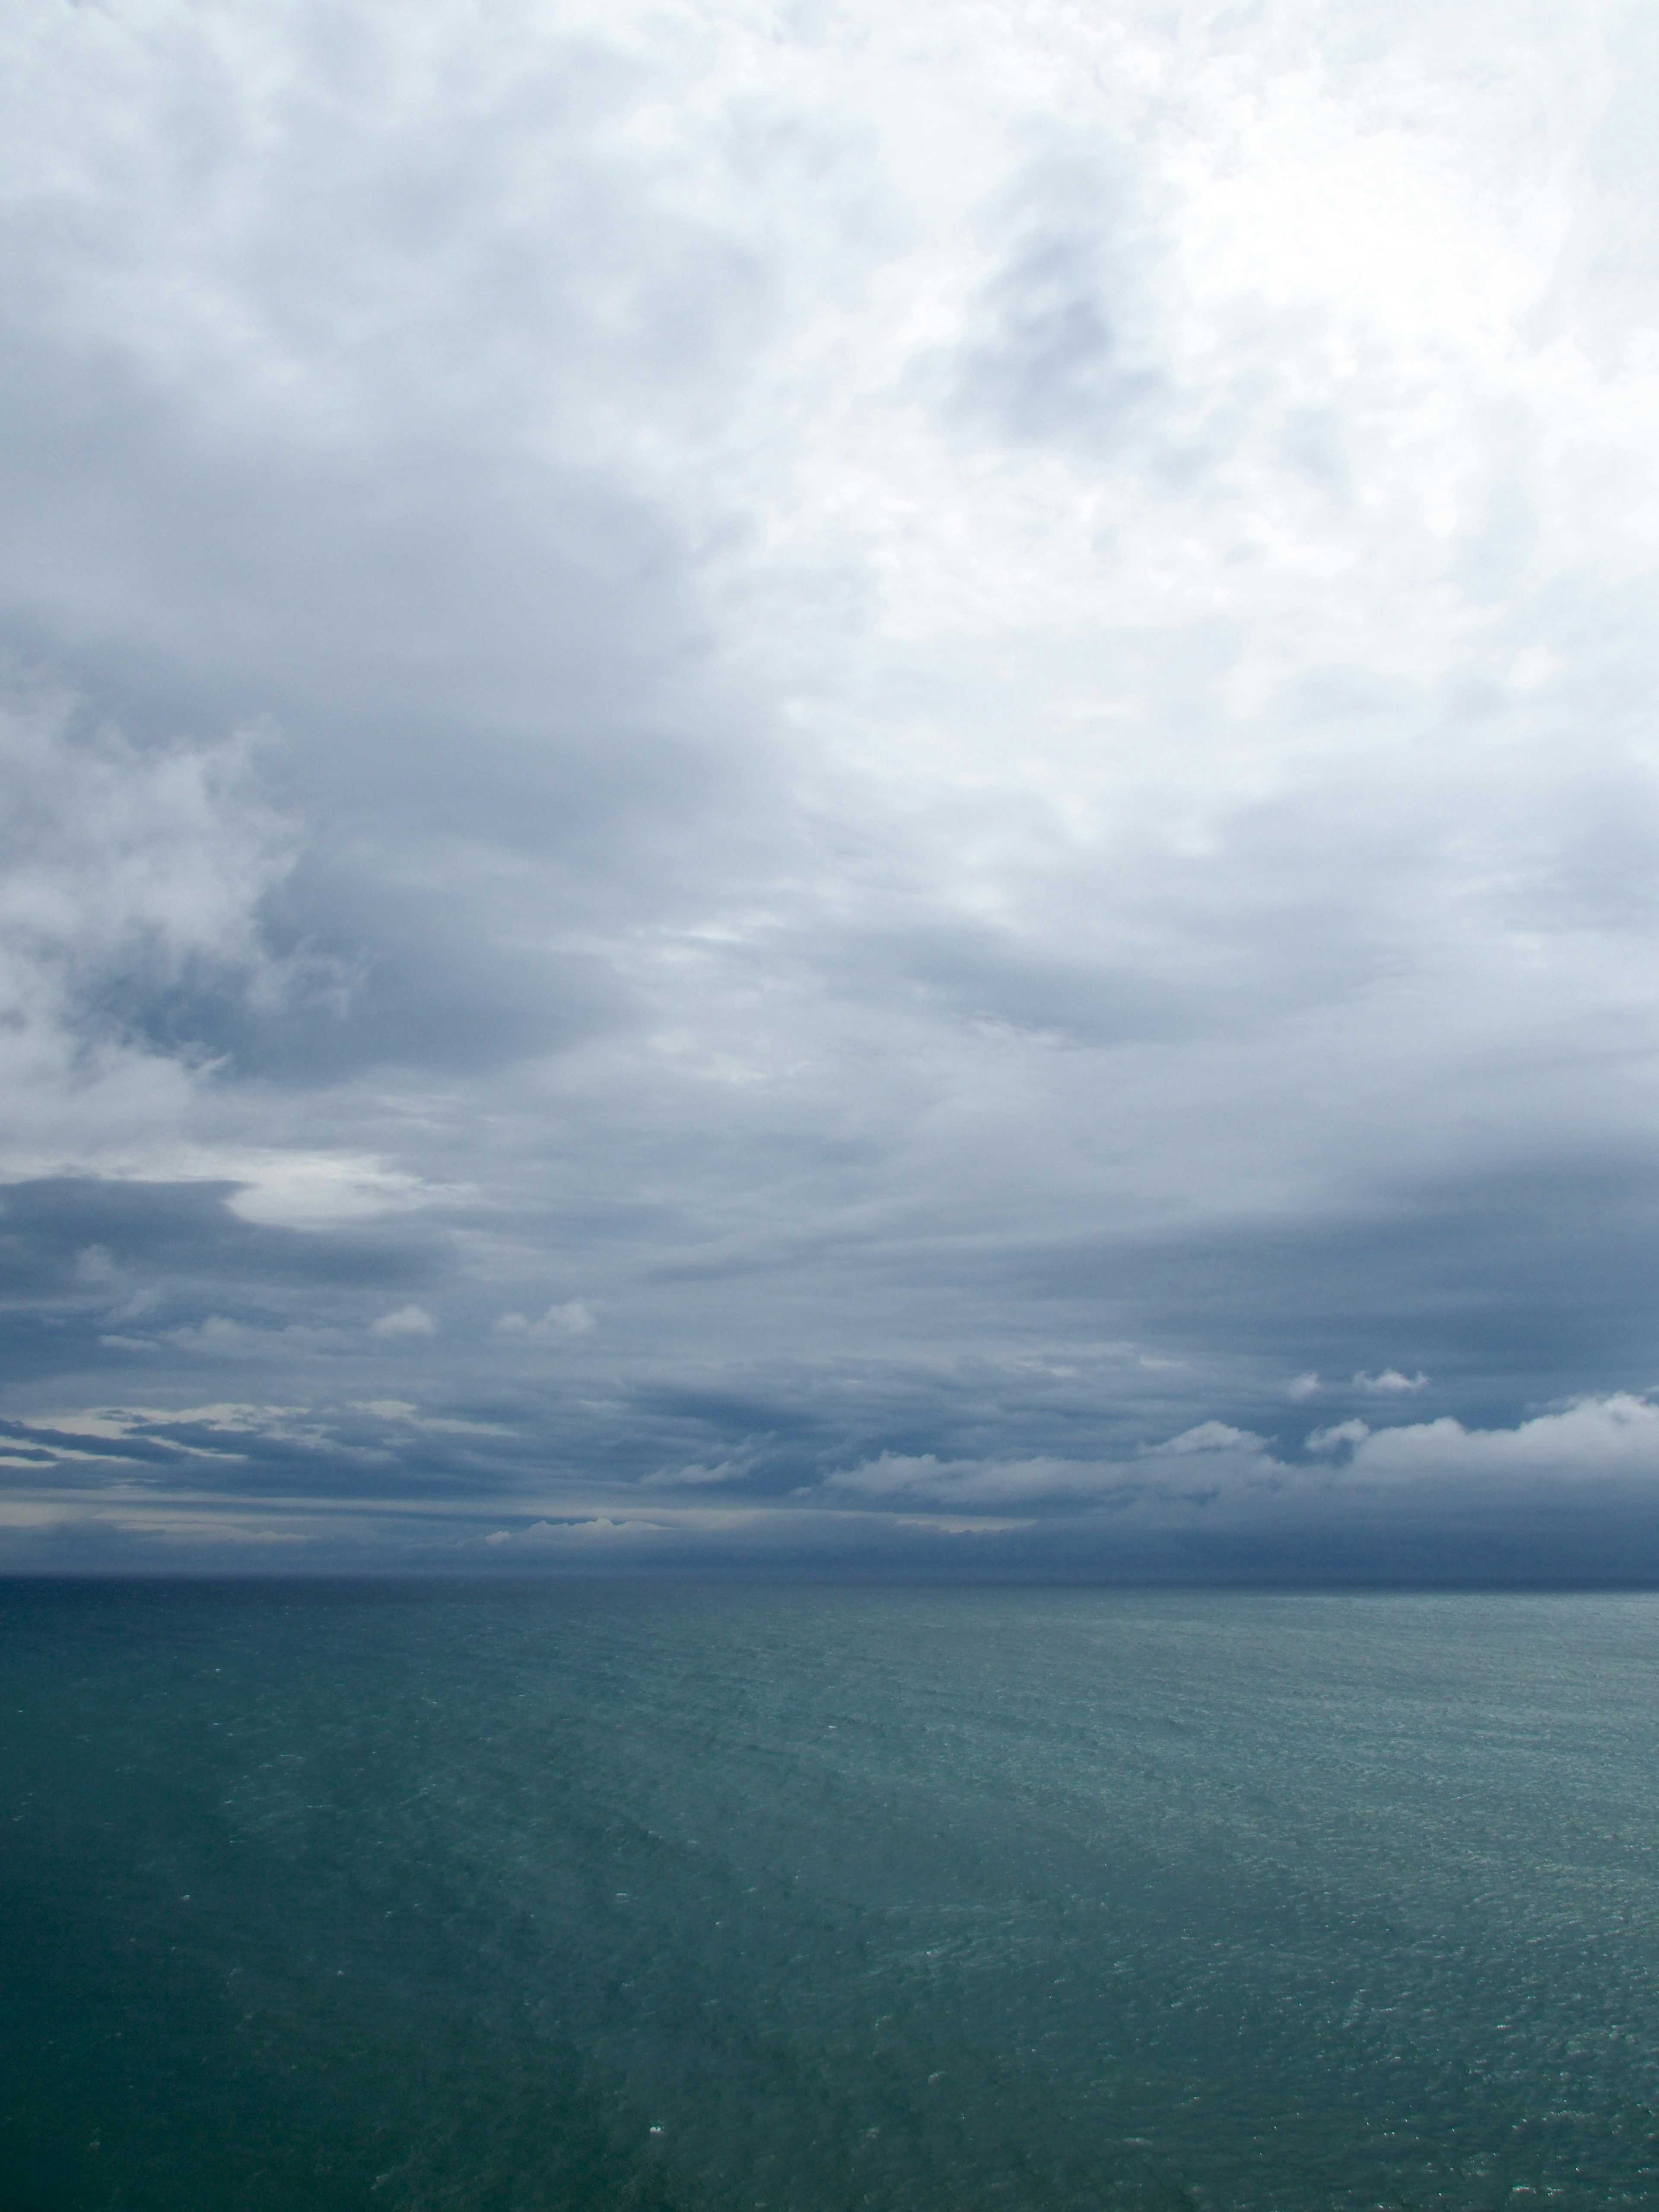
[953,153,1163,448]
[1,1,1657,1578]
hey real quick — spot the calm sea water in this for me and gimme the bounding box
[3,1582,1659,2211]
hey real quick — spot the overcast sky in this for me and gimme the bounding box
[4,0,1659,1577]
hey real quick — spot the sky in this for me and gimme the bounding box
[3,0,1659,1578]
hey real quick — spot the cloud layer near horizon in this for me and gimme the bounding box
[3,0,1659,1575]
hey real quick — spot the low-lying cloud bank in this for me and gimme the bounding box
[837,1396,1659,1508]
[6,1391,1659,1582]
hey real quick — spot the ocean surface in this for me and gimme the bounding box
[4,1583,1659,2211]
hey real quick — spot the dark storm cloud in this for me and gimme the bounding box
[0,1179,442,1386]
[0,1179,432,1298]
[1014,1155,1659,1420]
[104,869,630,1085]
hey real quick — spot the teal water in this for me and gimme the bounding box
[3,1584,1659,2210]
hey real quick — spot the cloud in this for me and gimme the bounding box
[1306,1420,1371,1454]
[0,696,294,1168]
[952,149,1162,449]
[493,1302,594,1343]
[642,1456,753,1489]
[369,1306,437,1339]
[1348,1395,1659,1488]
[823,1395,1659,1524]
[3,1389,1659,1582]
[1148,1422,1268,1459]
[824,1431,1271,1510]
[0,2,1658,1577]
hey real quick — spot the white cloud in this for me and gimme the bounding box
[822,1439,1274,1509]
[642,1456,751,1488]
[495,1517,670,1545]
[223,1157,436,1229]
[1147,1422,1269,1458]
[1354,1370,1430,1395]
[826,1453,1119,1506]
[824,1395,1659,1517]
[370,1306,437,1339]
[1306,1419,1371,1454]
[1349,1394,1659,1486]
[493,1301,594,1343]
[165,1317,263,1354]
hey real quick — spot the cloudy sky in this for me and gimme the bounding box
[3,0,1659,1577]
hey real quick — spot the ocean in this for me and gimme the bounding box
[3,1581,1657,2210]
